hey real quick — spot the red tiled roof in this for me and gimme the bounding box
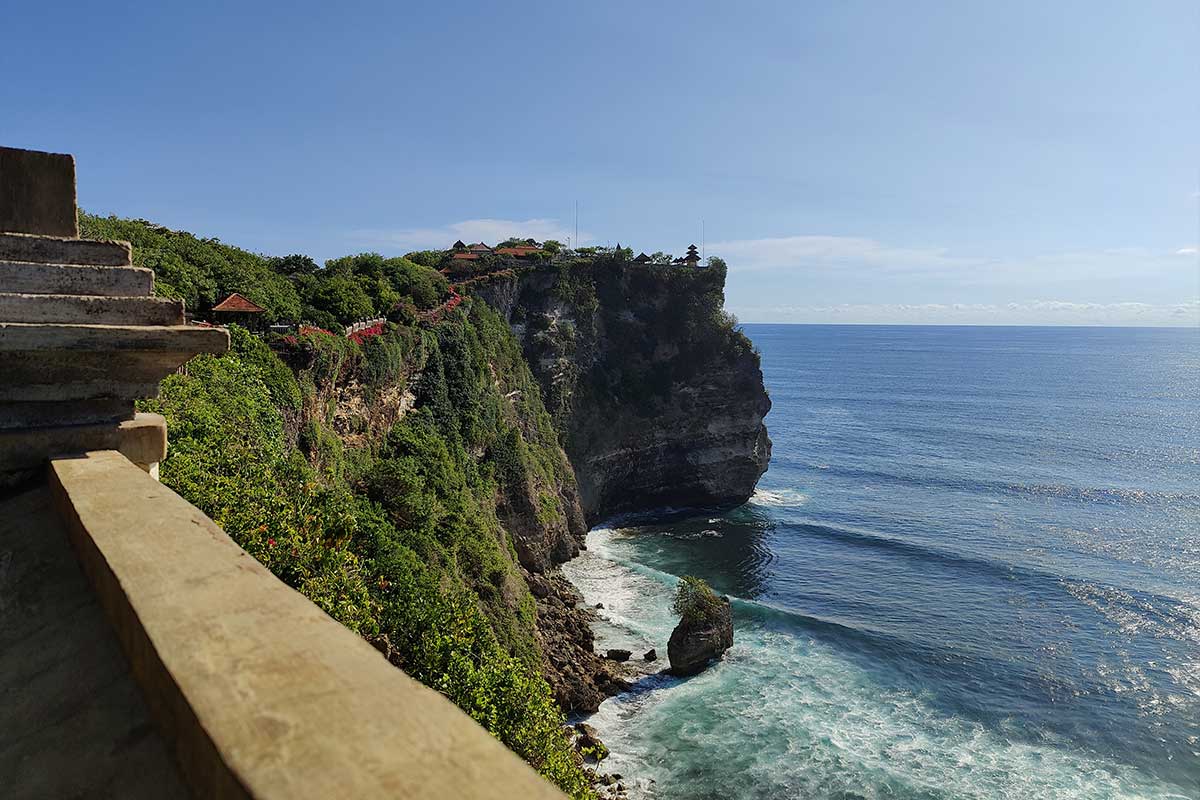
[495,246,543,256]
[212,292,266,313]
[451,252,480,260]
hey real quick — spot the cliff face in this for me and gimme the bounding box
[472,260,771,524]
[316,305,620,712]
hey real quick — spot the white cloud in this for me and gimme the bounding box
[350,218,591,251]
[1176,247,1198,256]
[729,299,1200,326]
[708,235,970,274]
[708,234,1193,289]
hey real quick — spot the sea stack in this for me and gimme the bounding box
[667,577,734,676]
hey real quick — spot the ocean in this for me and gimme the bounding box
[564,324,1200,800]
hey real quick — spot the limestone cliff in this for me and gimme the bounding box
[471,259,771,524]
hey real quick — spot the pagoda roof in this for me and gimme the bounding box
[495,246,542,257]
[212,292,266,313]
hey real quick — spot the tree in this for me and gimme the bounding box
[672,576,723,624]
[405,250,447,269]
[304,273,375,325]
[381,257,449,310]
[271,254,319,276]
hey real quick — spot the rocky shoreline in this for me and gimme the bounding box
[530,567,638,799]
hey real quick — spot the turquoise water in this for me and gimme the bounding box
[564,325,1200,800]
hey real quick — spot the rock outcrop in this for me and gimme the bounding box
[667,597,734,676]
[471,259,771,523]
[532,569,629,712]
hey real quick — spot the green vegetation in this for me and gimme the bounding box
[109,209,593,796]
[672,576,724,625]
[91,214,744,797]
[79,214,448,328]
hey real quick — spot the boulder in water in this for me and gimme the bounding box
[667,579,733,676]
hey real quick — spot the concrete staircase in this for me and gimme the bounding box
[0,147,228,483]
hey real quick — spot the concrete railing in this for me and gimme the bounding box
[50,450,563,800]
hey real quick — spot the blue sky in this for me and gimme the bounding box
[4,0,1197,325]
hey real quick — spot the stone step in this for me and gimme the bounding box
[2,350,191,391]
[0,412,167,475]
[0,260,153,297]
[0,398,134,430]
[0,292,184,326]
[0,321,227,353]
[0,322,228,403]
[0,233,131,266]
[0,378,164,404]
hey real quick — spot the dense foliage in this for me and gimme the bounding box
[79,214,449,328]
[120,219,594,796]
[672,576,724,625]
[92,213,744,797]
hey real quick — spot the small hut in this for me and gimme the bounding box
[633,252,652,264]
[211,292,267,329]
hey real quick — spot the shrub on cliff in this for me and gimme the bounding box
[673,575,724,625]
[80,212,303,322]
[80,215,451,327]
[228,325,302,411]
[146,305,592,798]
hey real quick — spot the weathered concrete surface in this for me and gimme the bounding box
[0,147,78,237]
[0,260,154,296]
[0,321,226,352]
[50,451,565,800]
[0,292,183,325]
[0,412,166,473]
[0,232,131,266]
[0,483,188,799]
[1,348,214,379]
[0,378,162,403]
[0,323,228,404]
[0,397,134,428]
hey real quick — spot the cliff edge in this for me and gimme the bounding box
[472,258,771,524]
